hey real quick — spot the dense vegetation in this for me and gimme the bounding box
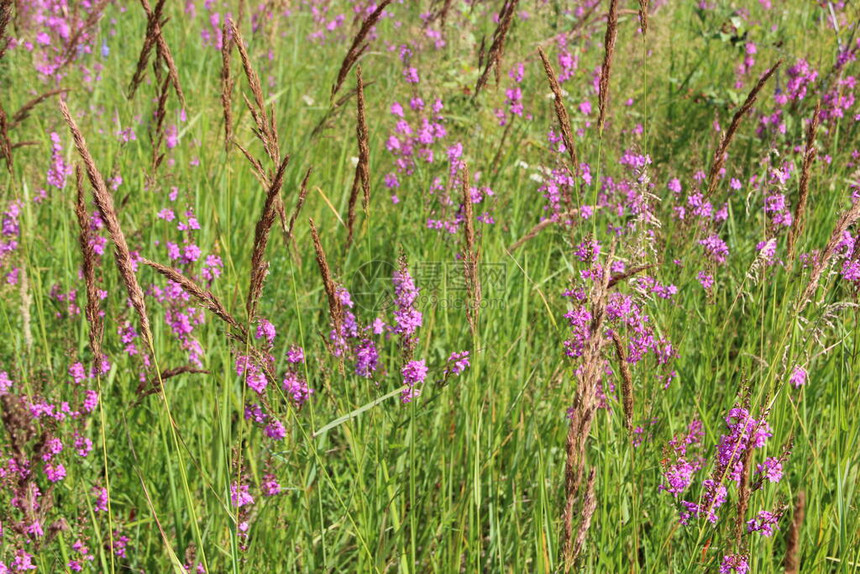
[1,0,859,571]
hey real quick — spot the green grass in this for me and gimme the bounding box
[1,0,859,572]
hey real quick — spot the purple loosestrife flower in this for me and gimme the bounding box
[720,554,749,574]
[261,475,282,496]
[789,365,807,387]
[0,371,11,395]
[230,483,254,508]
[286,346,305,364]
[660,420,704,496]
[265,420,286,440]
[236,356,267,395]
[747,510,781,536]
[755,457,783,483]
[46,132,71,190]
[44,463,66,482]
[401,359,428,403]
[282,372,313,407]
[699,235,730,265]
[11,550,37,571]
[393,262,422,338]
[256,319,277,346]
[443,351,470,377]
[355,339,379,378]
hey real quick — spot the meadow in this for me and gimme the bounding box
[1,0,859,571]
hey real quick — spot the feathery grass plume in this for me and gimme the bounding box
[220,19,234,153]
[18,265,32,352]
[127,0,163,99]
[706,60,782,197]
[562,250,612,571]
[149,73,171,172]
[733,445,755,545]
[597,0,619,134]
[0,0,11,62]
[74,165,104,361]
[247,154,290,321]
[610,331,633,432]
[330,0,392,100]
[788,101,822,260]
[638,0,649,34]
[570,468,597,565]
[135,367,210,405]
[474,0,519,99]
[346,66,370,249]
[507,211,577,252]
[230,19,279,163]
[234,140,269,187]
[784,490,805,574]
[432,0,455,29]
[0,100,10,171]
[0,77,67,170]
[227,25,291,242]
[60,99,154,350]
[287,167,313,243]
[461,163,481,337]
[9,89,67,128]
[141,258,246,336]
[537,47,580,179]
[309,218,343,338]
[128,0,185,107]
[311,84,365,138]
[796,200,860,313]
[607,263,655,289]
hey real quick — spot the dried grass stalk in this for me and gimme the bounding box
[247,153,290,321]
[507,211,578,252]
[135,366,210,405]
[611,331,633,432]
[331,0,392,100]
[74,165,104,360]
[638,0,649,35]
[797,200,860,313]
[706,60,782,197]
[788,102,822,260]
[346,66,370,249]
[234,140,269,188]
[607,263,655,288]
[309,218,343,337]
[570,469,597,565]
[221,20,234,153]
[784,491,805,574]
[538,47,579,177]
[60,99,154,350]
[287,167,312,242]
[19,265,32,352]
[142,0,185,107]
[127,0,164,99]
[0,0,12,62]
[150,73,171,171]
[10,89,67,128]
[461,163,481,336]
[597,0,619,134]
[562,255,612,571]
[734,446,755,545]
[141,258,245,336]
[474,0,519,99]
[0,100,10,171]
[230,19,279,163]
